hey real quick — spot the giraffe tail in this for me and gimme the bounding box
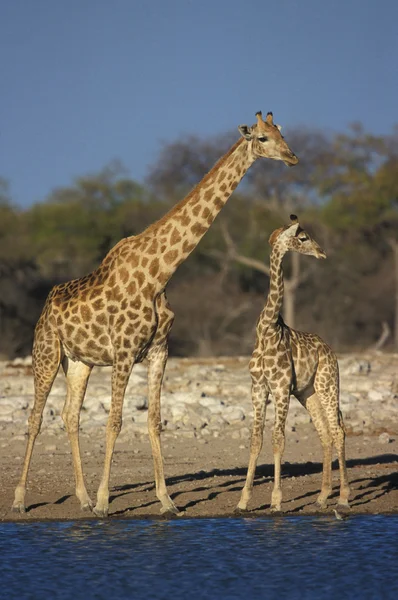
[338,409,346,434]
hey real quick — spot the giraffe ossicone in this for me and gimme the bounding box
[237,215,350,514]
[12,111,298,518]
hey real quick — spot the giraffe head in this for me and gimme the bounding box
[238,111,298,166]
[269,214,326,259]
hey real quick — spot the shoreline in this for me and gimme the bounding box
[3,511,398,525]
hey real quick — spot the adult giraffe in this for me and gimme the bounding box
[12,111,298,517]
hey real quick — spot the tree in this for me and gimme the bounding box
[321,126,398,348]
[24,164,161,279]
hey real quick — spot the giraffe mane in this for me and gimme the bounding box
[268,227,285,246]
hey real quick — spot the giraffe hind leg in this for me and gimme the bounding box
[333,409,350,508]
[297,389,333,508]
[146,294,180,515]
[93,350,134,518]
[315,367,350,508]
[147,341,181,515]
[12,327,61,513]
[61,357,93,511]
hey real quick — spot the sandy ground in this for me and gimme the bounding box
[1,422,397,522]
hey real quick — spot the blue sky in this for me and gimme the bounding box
[1,0,397,207]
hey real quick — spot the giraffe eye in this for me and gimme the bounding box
[258,136,268,142]
[298,236,308,242]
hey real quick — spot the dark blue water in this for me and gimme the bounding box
[1,516,397,599]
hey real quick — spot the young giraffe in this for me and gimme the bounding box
[12,111,298,518]
[237,215,350,513]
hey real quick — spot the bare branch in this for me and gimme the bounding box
[216,221,271,275]
[217,300,252,333]
[370,321,391,351]
[219,220,236,254]
[230,253,271,276]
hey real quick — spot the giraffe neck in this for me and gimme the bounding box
[257,247,286,335]
[139,138,256,290]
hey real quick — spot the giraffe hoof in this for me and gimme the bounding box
[337,501,351,510]
[11,502,26,514]
[160,505,182,517]
[93,506,109,518]
[270,506,282,514]
[81,501,94,513]
[234,506,248,515]
[315,500,328,510]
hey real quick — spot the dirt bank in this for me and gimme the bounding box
[1,423,397,522]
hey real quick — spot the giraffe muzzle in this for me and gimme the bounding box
[283,153,299,167]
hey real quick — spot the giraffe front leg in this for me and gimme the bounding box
[93,354,132,518]
[237,381,268,512]
[147,342,181,516]
[270,392,290,513]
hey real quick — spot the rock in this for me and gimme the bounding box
[198,397,224,412]
[368,388,388,402]
[339,392,358,408]
[200,384,219,396]
[171,391,200,405]
[294,412,311,425]
[182,412,207,431]
[163,421,178,431]
[378,432,391,444]
[132,412,147,424]
[222,406,245,424]
[179,430,196,439]
[209,415,227,429]
[45,444,57,452]
[1,353,398,441]
[339,357,371,376]
[200,427,212,437]
[0,396,30,412]
[133,423,148,435]
[9,356,31,367]
[169,403,187,421]
[125,372,147,387]
[239,427,251,440]
[134,396,148,411]
[0,415,13,423]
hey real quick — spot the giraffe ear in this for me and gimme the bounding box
[269,227,284,246]
[238,125,253,140]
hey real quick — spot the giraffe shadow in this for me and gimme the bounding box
[25,494,72,513]
[107,453,398,515]
[269,456,398,514]
[54,494,72,505]
[287,471,398,514]
[26,502,49,513]
[111,479,155,498]
[349,472,398,507]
